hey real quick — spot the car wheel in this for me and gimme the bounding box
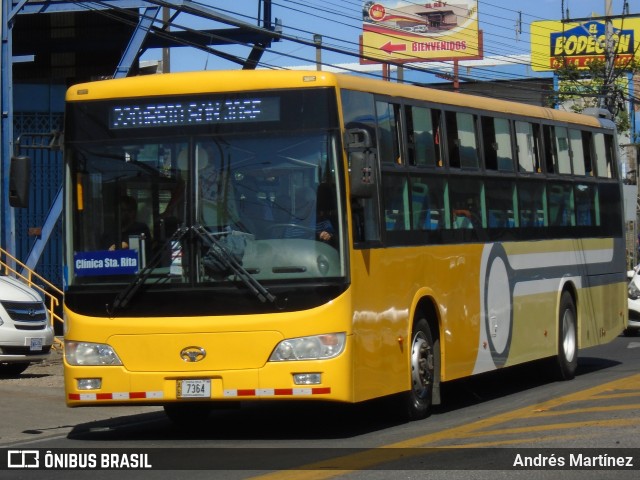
[0,362,30,377]
[555,291,578,380]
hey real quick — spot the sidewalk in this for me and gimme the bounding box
[0,344,160,446]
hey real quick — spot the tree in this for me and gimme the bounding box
[550,57,637,138]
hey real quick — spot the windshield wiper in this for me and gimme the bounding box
[107,226,189,316]
[192,225,277,304]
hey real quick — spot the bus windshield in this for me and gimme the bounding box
[65,93,345,293]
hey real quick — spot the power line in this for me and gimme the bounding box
[82,0,636,104]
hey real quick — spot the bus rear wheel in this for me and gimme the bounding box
[403,318,435,420]
[555,291,578,380]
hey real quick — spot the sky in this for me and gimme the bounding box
[143,0,637,80]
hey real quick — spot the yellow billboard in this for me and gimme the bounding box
[361,1,482,64]
[531,19,640,71]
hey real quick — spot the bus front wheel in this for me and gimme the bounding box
[555,291,578,380]
[404,318,435,420]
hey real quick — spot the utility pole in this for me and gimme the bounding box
[313,34,322,71]
[603,0,615,114]
[162,6,171,73]
[562,0,640,116]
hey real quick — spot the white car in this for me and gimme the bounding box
[0,274,55,376]
[626,266,640,336]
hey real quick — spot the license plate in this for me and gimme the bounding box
[177,379,211,398]
[29,338,43,351]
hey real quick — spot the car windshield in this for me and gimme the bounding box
[67,131,345,288]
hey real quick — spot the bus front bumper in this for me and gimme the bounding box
[64,346,353,407]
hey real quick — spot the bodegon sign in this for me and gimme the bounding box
[531,19,640,71]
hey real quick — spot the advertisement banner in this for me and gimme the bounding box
[361,1,482,64]
[531,19,640,72]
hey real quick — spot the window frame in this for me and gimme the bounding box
[343,90,622,248]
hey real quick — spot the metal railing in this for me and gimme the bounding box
[0,247,63,348]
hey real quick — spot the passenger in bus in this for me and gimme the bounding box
[283,186,335,243]
[197,148,239,229]
[167,145,240,230]
[452,198,481,229]
[235,175,273,238]
[316,184,337,244]
[105,195,152,254]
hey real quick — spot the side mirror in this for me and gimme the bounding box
[9,155,31,208]
[345,128,376,199]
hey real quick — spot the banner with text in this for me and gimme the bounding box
[531,19,640,72]
[361,1,482,64]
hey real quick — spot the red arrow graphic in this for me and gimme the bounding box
[380,41,407,54]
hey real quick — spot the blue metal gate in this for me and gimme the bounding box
[13,111,64,288]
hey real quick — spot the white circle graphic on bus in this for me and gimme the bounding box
[486,256,511,356]
[483,243,514,368]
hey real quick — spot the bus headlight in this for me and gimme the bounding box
[269,333,346,361]
[65,341,123,366]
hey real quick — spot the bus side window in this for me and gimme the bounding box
[407,105,442,167]
[593,133,616,178]
[341,89,382,245]
[351,197,381,244]
[449,178,484,230]
[411,180,429,230]
[515,121,542,173]
[486,179,516,228]
[575,183,596,226]
[548,183,574,226]
[604,134,616,178]
[518,181,546,227]
[555,127,571,174]
[582,131,594,176]
[376,101,402,164]
[382,175,410,231]
[410,176,446,231]
[446,111,479,169]
[569,129,587,176]
[482,116,514,172]
[543,125,557,174]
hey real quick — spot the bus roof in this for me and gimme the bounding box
[66,69,603,128]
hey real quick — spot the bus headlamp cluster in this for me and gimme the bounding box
[269,333,345,361]
[65,341,123,366]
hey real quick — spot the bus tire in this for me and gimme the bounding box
[556,291,578,380]
[404,318,436,420]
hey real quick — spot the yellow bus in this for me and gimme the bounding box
[62,70,626,422]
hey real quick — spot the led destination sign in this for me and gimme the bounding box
[110,97,280,129]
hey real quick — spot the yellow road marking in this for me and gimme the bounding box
[248,373,640,480]
[592,391,640,400]
[529,403,640,417]
[451,417,640,440]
